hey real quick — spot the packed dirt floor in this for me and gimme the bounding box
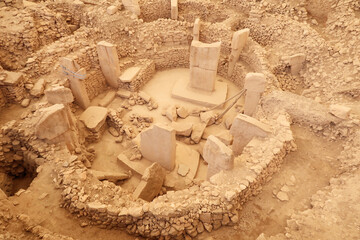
[1,0,360,239]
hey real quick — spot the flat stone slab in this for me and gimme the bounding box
[79,106,108,132]
[119,67,141,83]
[117,153,152,176]
[175,143,199,180]
[171,79,228,108]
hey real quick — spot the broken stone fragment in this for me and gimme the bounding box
[116,89,131,99]
[171,122,193,137]
[98,91,116,107]
[190,123,207,144]
[119,66,141,83]
[90,169,130,182]
[79,106,108,132]
[166,106,178,122]
[138,91,151,103]
[177,163,190,177]
[122,0,140,16]
[30,78,46,97]
[200,111,217,126]
[21,98,30,108]
[329,104,351,119]
[45,86,74,105]
[276,191,289,201]
[177,106,189,118]
[107,5,118,15]
[203,135,234,179]
[288,53,306,75]
[108,127,120,137]
[133,162,165,201]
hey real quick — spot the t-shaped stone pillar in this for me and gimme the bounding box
[244,72,266,116]
[230,114,271,155]
[96,41,121,88]
[203,135,234,180]
[228,28,250,76]
[189,40,221,92]
[140,123,176,171]
[171,0,178,20]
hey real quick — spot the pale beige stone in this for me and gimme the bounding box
[203,135,234,179]
[140,124,176,170]
[98,90,116,107]
[189,40,221,92]
[97,41,121,88]
[230,114,271,155]
[60,57,90,109]
[138,91,151,103]
[116,89,131,98]
[244,72,266,116]
[45,86,74,105]
[329,104,351,119]
[30,78,46,97]
[193,18,200,41]
[166,106,178,122]
[79,106,108,132]
[289,53,306,75]
[122,0,140,15]
[171,0,178,20]
[107,5,118,15]
[35,104,70,140]
[175,143,199,180]
[90,169,130,182]
[117,153,152,175]
[119,66,140,83]
[203,128,233,145]
[228,28,250,76]
[176,106,189,118]
[190,123,207,144]
[200,111,216,126]
[133,162,166,201]
[171,122,193,137]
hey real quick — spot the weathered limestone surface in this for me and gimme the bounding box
[45,86,74,105]
[244,72,266,116]
[133,163,166,201]
[122,0,140,15]
[60,57,90,109]
[90,169,130,182]
[119,67,141,83]
[79,106,108,132]
[140,124,176,171]
[230,114,271,155]
[228,28,250,76]
[171,0,178,20]
[193,18,200,41]
[97,41,121,88]
[35,104,71,140]
[190,40,221,92]
[288,53,306,75]
[203,135,234,179]
[30,78,46,97]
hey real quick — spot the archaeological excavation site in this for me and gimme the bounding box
[1,0,360,239]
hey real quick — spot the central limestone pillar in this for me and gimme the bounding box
[189,40,221,92]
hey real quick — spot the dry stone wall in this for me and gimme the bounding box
[139,0,170,22]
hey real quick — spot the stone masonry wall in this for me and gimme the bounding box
[139,0,171,22]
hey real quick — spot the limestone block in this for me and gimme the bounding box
[203,128,233,145]
[193,18,200,41]
[289,53,306,75]
[133,162,166,201]
[119,67,141,83]
[171,122,193,137]
[79,106,108,132]
[138,91,151,103]
[30,78,46,97]
[189,40,221,92]
[189,66,217,92]
[140,124,176,171]
[200,111,216,126]
[190,40,221,70]
[97,41,121,88]
[60,57,90,109]
[107,6,118,15]
[98,90,116,107]
[175,143,200,180]
[90,169,130,182]
[35,104,70,140]
[244,73,266,116]
[45,86,74,105]
[230,114,271,155]
[191,123,207,144]
[228,28,250,76]
[122,0,140,15]
[117,153,152,175]
[177,106,189,118]
[117,89,131,99]
[166,106,178,122]
[171,0,178,20]
[329,104,351,119]
[203,135,234,179]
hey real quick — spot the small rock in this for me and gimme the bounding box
[21,99,30,108]
[276,191,289,201]
[177,164,190,177]
[108,127,120,137]
[177,106,189,118]
[107,5,118,15]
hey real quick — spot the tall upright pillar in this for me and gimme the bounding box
[171,0,178,20]
[244,72,266,116]
[228,28,250,76]
[189,40,221,92]
[96,41,121,88]
[60,57,90,109]
[193,18,200,41]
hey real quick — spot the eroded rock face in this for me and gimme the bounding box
[133,162,165,202]
[45,86,74,105]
